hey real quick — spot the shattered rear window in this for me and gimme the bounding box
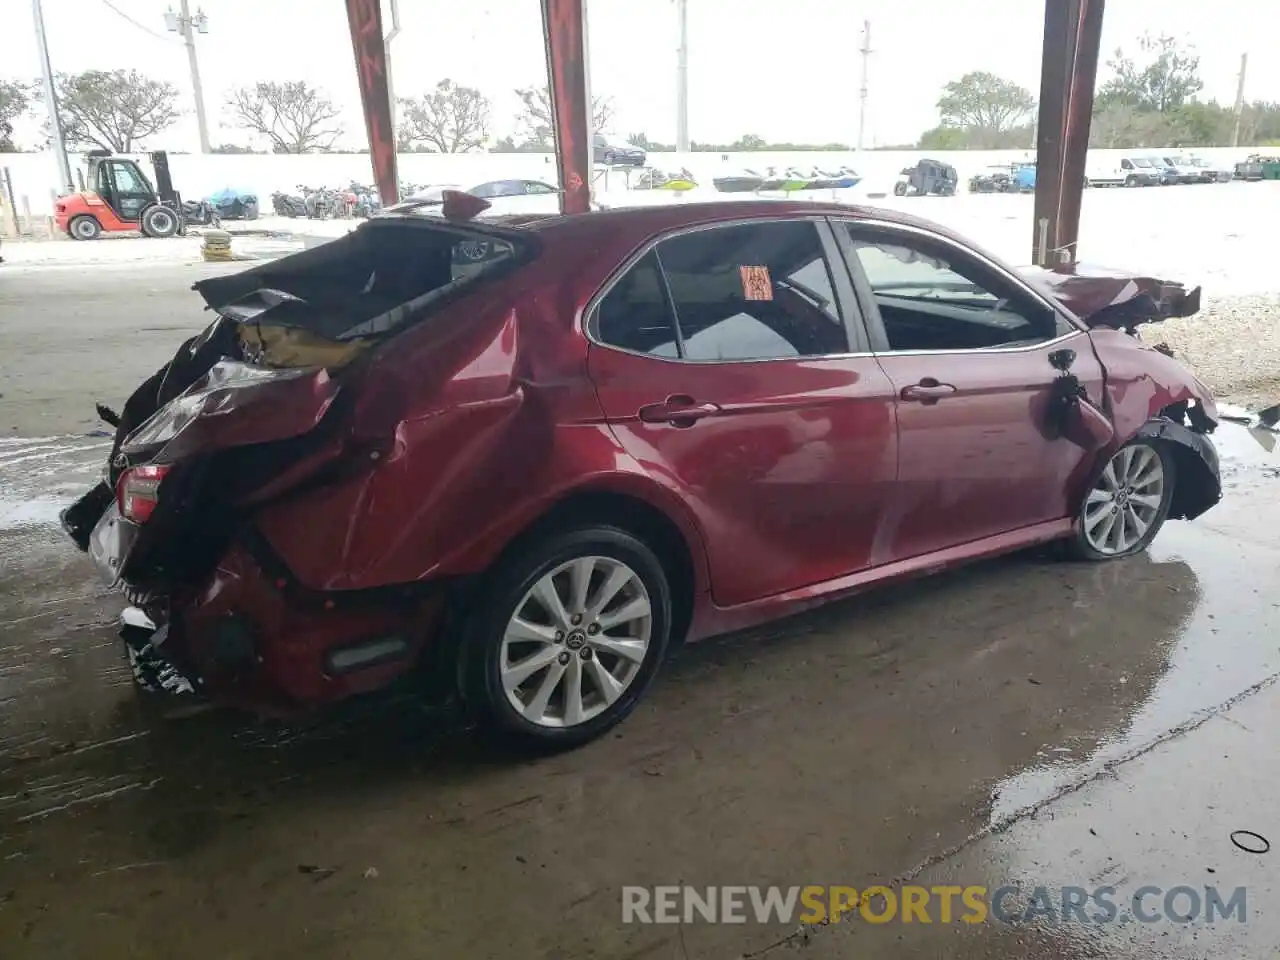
[207,222,527,343]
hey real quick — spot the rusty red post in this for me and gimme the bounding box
[345,0,399,208]
[1032,0,1104,266]
[1057,0,1105,262]
[1031,0,1075,266]
[541,0,592,214]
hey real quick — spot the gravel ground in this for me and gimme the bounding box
[1148,293,1280,409]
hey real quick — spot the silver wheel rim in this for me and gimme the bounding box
[73,219,97,239]
[1083,445,1164,555]
[500,555,652,729]
[150,211,174,233]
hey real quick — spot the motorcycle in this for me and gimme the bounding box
[271,190,307,218]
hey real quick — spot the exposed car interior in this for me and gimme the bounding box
[195,221,521,342]
[595,221,847,361]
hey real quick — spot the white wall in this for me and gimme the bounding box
[0,147,1258,216]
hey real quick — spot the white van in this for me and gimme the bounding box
[1087,155,1162,187]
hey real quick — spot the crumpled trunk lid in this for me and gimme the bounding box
[1016,262,1201,330]
[121,360,341,462]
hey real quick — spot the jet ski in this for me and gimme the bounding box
[713,169,765,193]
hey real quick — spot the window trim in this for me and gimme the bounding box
[830,217,1087,357]
[584,215,870,365]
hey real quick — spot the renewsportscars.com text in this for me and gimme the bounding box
[621,884,1248,926]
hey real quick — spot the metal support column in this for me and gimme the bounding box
[541,0,592,214]
[344,0,399,207]
[1032,0,1104,266]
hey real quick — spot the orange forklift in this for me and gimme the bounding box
[54,150,186,240]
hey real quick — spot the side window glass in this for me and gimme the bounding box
[656,221,847,361]
[469,182,497,198]
[524,181,556,195]
[841,226,1059,351]
[112,165,146,192]
[1121,160,1132,170]
[594,252,680,358]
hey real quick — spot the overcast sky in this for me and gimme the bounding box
[3,0,1274,151]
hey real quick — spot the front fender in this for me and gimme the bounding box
[1081,329,1221,522]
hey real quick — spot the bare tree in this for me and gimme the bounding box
[48,70,180,152]
[398,80,490,153]
[226,81,344,153]
[514,85,613,149]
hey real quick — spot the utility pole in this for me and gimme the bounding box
[384,0,402,148]
[675,0,689,152]
[32,0,73,193]
[164,2,211,153]
[856,20,872,151]
[1231,52,1248,148]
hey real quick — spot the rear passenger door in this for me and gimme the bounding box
[587,218,899,608]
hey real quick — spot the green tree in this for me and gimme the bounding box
[935,72,1036,147]
[49,70,180,152]
[0,79,30,151]
[1097,34,1203,113]
[398,80,490,153]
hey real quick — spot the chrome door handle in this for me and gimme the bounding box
[900,379,957,402]
[638,395,722,426]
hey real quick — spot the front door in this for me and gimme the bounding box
[588,218,898,607]
[832,219,1104,562]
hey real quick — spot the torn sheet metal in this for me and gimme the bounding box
[1016,263,1201,329]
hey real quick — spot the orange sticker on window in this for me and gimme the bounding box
[739,265,773,301]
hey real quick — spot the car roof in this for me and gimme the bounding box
[514,199,953,242]
[377,199,982,259]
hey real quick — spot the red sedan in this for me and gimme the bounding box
[63,197,1221,748]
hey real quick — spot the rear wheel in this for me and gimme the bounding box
[465,525,672,750]
[68,214,101,240]
[1068,440,1175,561]
[141,205,179,238]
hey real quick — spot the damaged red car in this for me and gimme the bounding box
[63,198,1221,748]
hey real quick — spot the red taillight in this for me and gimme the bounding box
[116,464,172,523]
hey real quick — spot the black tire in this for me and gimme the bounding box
[1066,439,1176,561]
[68,214,101,240]
[141,205,179,238]
[1125,175,1139,187]
[464,524,673,750]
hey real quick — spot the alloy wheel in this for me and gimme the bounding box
[499,555,652,728]
[1082,444,1165,555]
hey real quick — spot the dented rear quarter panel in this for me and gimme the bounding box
[250,221,713,595]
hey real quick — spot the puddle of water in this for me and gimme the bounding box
[0,435,108,531]
[989,422,1280,823]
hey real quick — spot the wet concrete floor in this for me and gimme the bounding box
[1,269,1278,959]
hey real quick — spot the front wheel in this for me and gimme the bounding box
[1125,175,1139,187]
[1068,440,1175,561]
[141,205,179,238]
[68,214,102,240]
[465,525,673,750]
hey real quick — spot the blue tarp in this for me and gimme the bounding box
[204,186,257,204]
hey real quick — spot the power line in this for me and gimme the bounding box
[97,0,180,43]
